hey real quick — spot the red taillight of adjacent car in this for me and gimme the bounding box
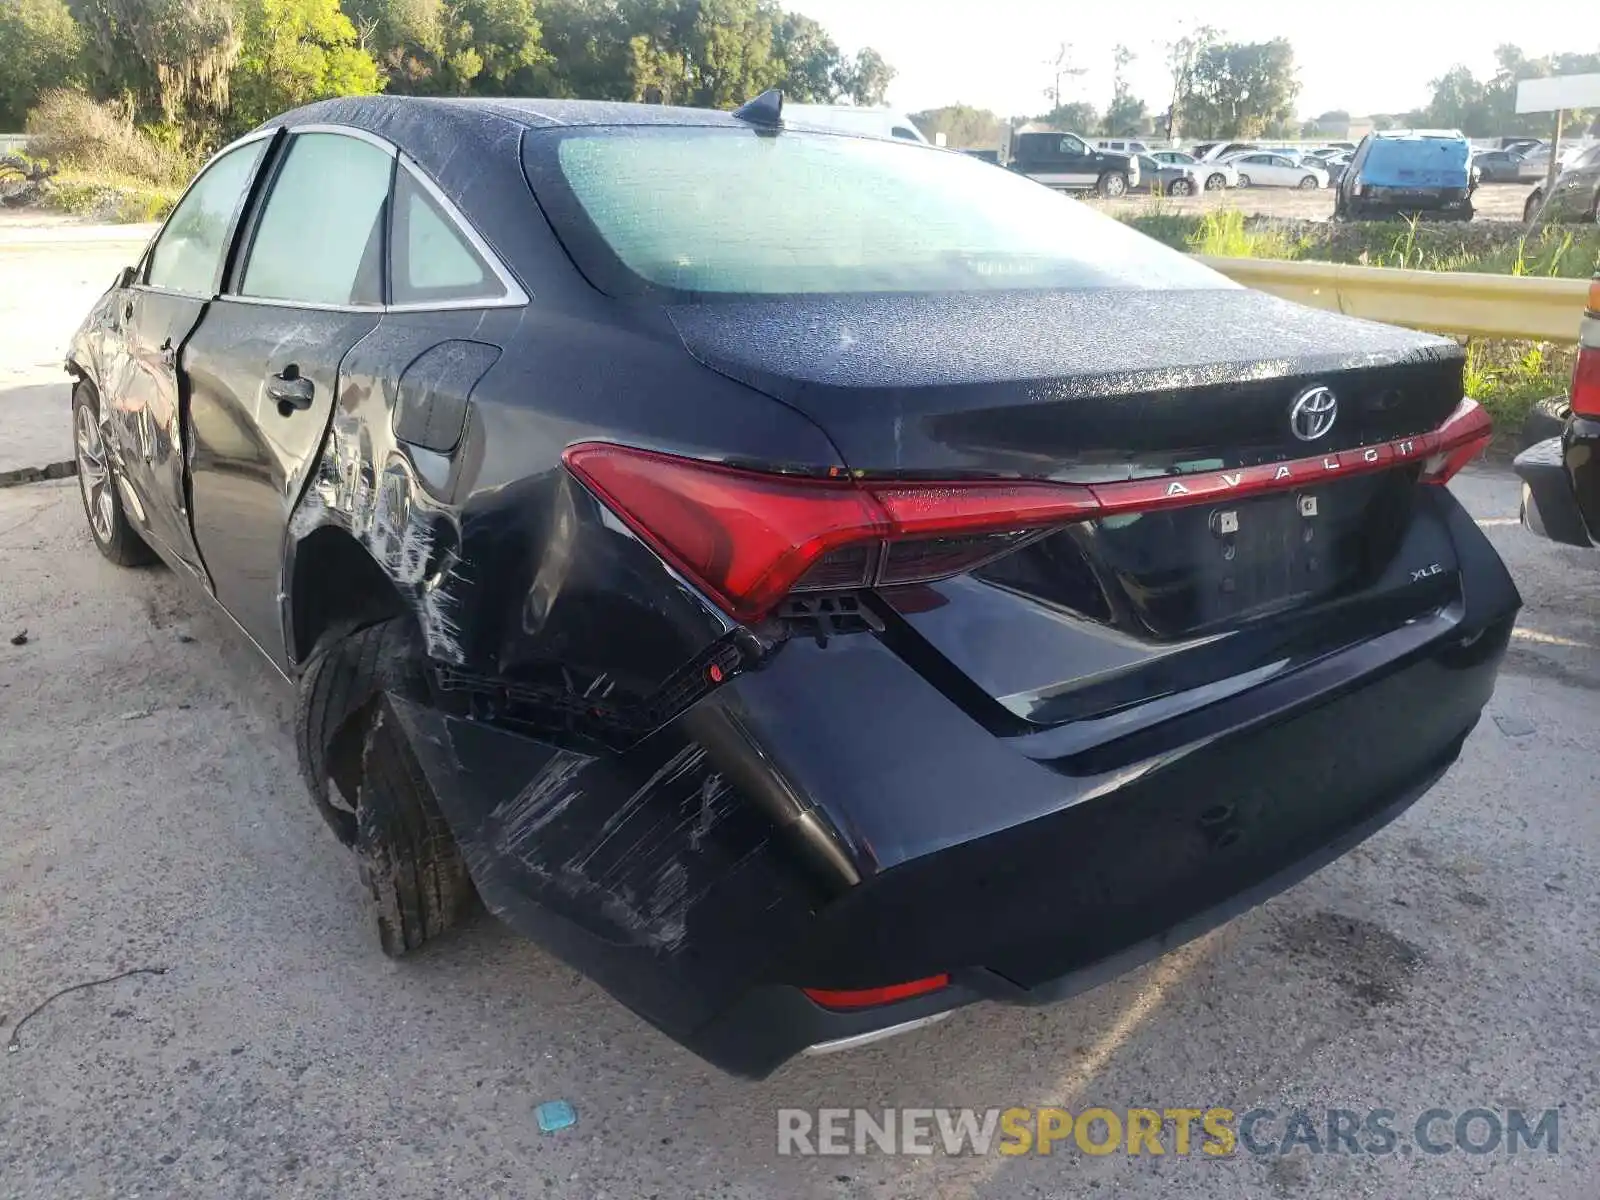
[563,398,1493,622]
[802,974,951,1010]
[1570,344,1600,419]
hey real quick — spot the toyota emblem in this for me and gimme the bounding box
[1289,386,1338,441]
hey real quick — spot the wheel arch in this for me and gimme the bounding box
[284,523,414,669]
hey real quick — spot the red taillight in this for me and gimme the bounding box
[1571,345,1600,419]
[564,398,1495,622]
[1419,397,1494,484]
[802,974,951,1010]
[562,443,1095,621]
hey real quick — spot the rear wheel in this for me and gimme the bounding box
[71,382,155,567]
[1523,189,1544,222]
[1299,175,1319,190]
[1097,171,1128,198]
[1236,173,1252,188]
[1168,177,1195,196]
[295,617,476,956]
[1205,173,1227,191]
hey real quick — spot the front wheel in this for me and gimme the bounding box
[1205,173,1227,191]
[1168,177,1194,196]
[1523,190,1544,222]
[1097,171,1128,198]
[71,382,155,567]
[1298,175,1320,190]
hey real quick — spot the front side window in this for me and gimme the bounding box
[1061,135,1088,155]
[241,132,393,306]
[146,140,267,295]
[536,126,1229,297]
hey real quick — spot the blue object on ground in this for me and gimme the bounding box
[536,1100,577,1133]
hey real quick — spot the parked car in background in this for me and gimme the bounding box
[1523,142,1600,223]
[960,148,1002,165]
[1322,152,1354,187]
[1196,141,1259,162]
[1225,151,1327,189]
[1515,275,1600,548]
[1009,130,1140,195]
[63,91,1517,1079]
[1132,154,1202,195]
[784,104,929,143]
[1096,138,1151,155]
[1472,149,1525,183]
[1303,147,1345,162]
[1151,149,1237,189]
[1334,131,1475,221]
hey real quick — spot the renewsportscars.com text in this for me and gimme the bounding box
[777,1106,1559,1157]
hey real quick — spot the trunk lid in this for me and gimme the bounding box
[667,288,1463,477]
[668,288,1469,729]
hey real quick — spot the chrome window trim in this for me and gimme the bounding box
[137,127,280,298]
[389,151,530,310]
[207,125,528,314]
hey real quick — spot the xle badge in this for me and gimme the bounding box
[1411,563,1444,582]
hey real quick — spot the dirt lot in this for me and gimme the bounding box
[1094,180,1539,223]
[3,219,1600,1200]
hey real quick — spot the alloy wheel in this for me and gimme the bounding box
[74,401,114,543]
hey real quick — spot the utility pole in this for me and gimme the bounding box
[1044,43,1086,112]
[1545,107,1564,197]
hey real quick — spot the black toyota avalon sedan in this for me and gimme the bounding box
[66,92,1518,1077]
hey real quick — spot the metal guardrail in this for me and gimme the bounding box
[1198,255,1589,343]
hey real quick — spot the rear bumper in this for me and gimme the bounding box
[1515,422,1599,548]
[390,491,1518,1078]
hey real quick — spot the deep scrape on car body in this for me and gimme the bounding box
[66,92,1519,1077]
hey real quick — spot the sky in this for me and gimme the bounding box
[787,0,1600,121]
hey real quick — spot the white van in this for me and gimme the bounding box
[1096,138,1151,155]
[782,104,930,144]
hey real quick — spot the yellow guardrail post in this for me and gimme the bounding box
[1195,256,1590,343]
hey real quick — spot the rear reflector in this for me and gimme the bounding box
[802,974,951,1010]
[563,399,1492,621]
[1572,345,1600,419]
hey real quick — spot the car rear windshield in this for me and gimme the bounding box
[526,126,1229,298]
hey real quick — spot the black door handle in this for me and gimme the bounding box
[266,365,315,414]
[159,337,175,369]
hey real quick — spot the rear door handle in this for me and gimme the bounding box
[266,366,314,414]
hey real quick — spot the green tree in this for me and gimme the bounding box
[909,103,1004,149]
[835,46,892,106]
[229,0,380,128]
[1163,22,1217,139]
[343,0,543,95]
[1037,100,1098,133]
[1103,43,1146,135]
[1182,38,1299,138]
[1419,63,1489,134]
[68,0,242,123]
[771,11,840,101]
[0,0,85,129]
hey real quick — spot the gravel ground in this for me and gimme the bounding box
[2,217,1599,1200]
[1093,180,1539,223]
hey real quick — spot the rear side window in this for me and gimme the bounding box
[146,140,267,295]
[534,126,1228,297]
[241,132,393,306]
[390,168,505,305]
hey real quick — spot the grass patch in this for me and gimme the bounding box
[1120,210,1600,279]
[1464,340,1574,449]
[41,171,177,223]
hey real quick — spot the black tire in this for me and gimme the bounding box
[1523,189,1544,223]
[1299,175,1319,190]
[1097,170,1128,198]
[1520,396,1572,452]
[71,382,156,567]
[1205,173,1227,191]
[1168,177,1194,196]
[1236,173,1251,188]
[295,617,475,956]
